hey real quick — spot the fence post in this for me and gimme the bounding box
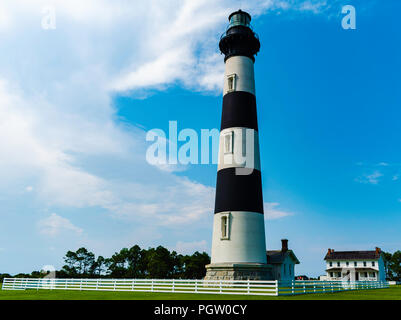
[172,279,175,293]
[114,279,117,291]
[313,282,316,293]
[331,282,334,292]
[291,281,294,295]
[220,281,222,293]
[247,279,250,294]
[275,280,279,296]
[132,279,135,292]
[303,282,306,293]
[151,279,154,292]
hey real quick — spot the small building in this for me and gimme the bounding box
[324,247,386,282]
[266,239,300,281]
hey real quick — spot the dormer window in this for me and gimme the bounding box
[337,262,340,267]
[227,74,237,92]
[372,261,375,267]
[329,262,332,267]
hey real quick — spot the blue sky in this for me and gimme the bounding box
[0,0,400,277]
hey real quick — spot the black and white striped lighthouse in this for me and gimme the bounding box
[205,10,271,280]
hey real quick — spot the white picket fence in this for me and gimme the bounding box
[1,278,389,296]
[278,280,389,295]
[1,278,278,296]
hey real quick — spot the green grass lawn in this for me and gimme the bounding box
[1,285,400,300]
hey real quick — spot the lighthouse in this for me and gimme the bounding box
[205,10,271,280]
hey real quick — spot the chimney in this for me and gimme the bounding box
[327,248,331,255]
[375,247,381,254]
[281,239,288,252]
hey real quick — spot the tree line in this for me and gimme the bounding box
[0,245,210,281]
[59,245,210,279]
[383,251,401,281]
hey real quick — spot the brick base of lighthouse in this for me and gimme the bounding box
[204,263,273,281]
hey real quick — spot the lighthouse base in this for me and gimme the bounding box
[204,263,273,281]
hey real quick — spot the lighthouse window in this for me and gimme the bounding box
[224,131,233,154]
[227,74,236,92]
[220,214,230,240]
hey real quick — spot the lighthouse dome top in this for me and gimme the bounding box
[228,10,251,28]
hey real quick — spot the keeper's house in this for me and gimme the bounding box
[266,239,300,281]
[324,247,386,282]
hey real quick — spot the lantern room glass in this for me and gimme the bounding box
[229,13,250,28]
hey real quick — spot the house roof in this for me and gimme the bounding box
[326,268,378,272]
[266,250,300,264]
[324,250,381,261]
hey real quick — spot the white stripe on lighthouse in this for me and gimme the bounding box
[223,56,255,96]
[211,211,267,264]
[217,127,261,171]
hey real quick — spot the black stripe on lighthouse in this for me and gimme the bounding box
[214,167,264,214]
[221,91,258,131]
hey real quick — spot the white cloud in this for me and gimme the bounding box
[264,202,293,220]
[37,213,83,237]
[109,0,333,94]
[355,171,383,185]
[175,240,208,254]
[377,162,389,167]
[0,0,328,241]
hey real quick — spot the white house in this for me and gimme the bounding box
[324,247,386,282]
[266,239,300,281]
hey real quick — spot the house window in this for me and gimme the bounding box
[220,214,230,240]
[337,262,340,267]
[338,272,341,277]
[346,262,349,267]
[330,272,334,277]
[364,272,368,278]
[223,131,233,154]
[227,74,237,92]
[329,262,332,267]
[354,262,357,267]
[372,261,375,267]
[370,272,376,278]
[363,262,367,267]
